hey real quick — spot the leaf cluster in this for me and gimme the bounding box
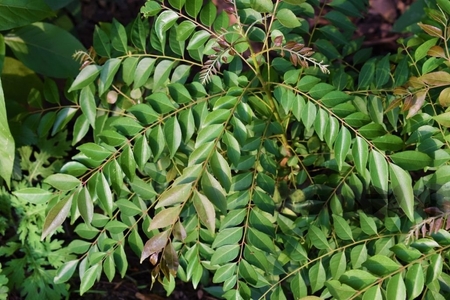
[3,0,450,299]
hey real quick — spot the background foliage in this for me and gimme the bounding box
[2,0,450,299]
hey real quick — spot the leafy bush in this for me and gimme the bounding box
[3,0,450,299]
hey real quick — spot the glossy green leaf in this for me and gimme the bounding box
[133,58,156,89]
[13,188,54,204]
[386,273,406,300]
[80,264,101,295]
[127,103,160,125]
[334,127,351,171]
[200,1,217,27]
[210,150,232,192]
[426,254,443,284]
[155,10,178,44]
[250,0,273,13]
[363,255,400,276]
[389,151,432,171]
[340,270,378,290]
[330,252,347,280]
[78,187,93,224]
[52,107,77,136]
[372,134,404,151]
[389,163,415,222]
[153,60,175,91]
[201,171,227,214]
[352,137,368,175]
[362,286,383,300]
[44,174,80,191]
[325,116,339,148]
[405,263,424,300]
[247,227,275,253]
[176,20,196,41]
[358,58,376,89]
[98,58,121,95]
[276,9,301,28]
[185,0,202,18]
[93,25,110,57]
[302,101,317,131]
[69,65,101,91]
[103,254,116,282]
[156,183,192,208]
[210,244,240,265]
[309,260,326,293]
[42,193,74,239]
[369,150,388,196]
[358,210,377,235]
[105,220,129,234]
[212,227,243,248]
[213,263,236,283]
[120,144,136,180]
[97,172,114,217]
[308,225,330,250]
[332,214,353,241]
[325,280,357,300]
[164,116,182,158]
[111,19,128,53]
[351,244,367,269]
[192,191,216,234]
[54,260,78,284]
[149,207,180,230]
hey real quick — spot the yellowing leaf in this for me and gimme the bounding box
[148,206,180,231]
[193,190,216,233]
[439,87,450,107]
[140,230,169,263]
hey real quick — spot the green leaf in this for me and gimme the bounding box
[192,191,216,234]
[438,0,450,15]
[389,151,432,171]
[389,163,415,222]
[326,280,357,300]
[127,103,160,125]
[120,144,136,180]
[334,127,351,171]
[386,273,406,300]
[80,264,101,295]
[44,174,80,191]
[164,116,182,158]
[133,57,156,89]
[140,1,162,17]
[308,225,330,250]
[321,91,350,107]
[98,58,121,95]
[426,254,443,284]
[200,1,217,27]
[362,286,383,300]
[103,254,115,282]
[212,227,243,248]
[351,244,367,268]
[149,207,180,230]
[309,260,326,292]
[0,76,14,188]
[97,172,114,217]
[330,252,347,280]
[358,210,378,235]
[156,183,192,208]
[340,270,378,290]
[250,0,273,13]
[79,86,97,129]
[111,19,127,53]
[185,0,202,18]
[363,255,400,276]
[42,193,74,239]
[13,188,54,204]
[358,58,376,89]
[54,260,78,284]
[352,137,368,175]
[69,65,102,91]
[0,0,53,31]
[369,150,388,196]
[105,220,129,234]
[153,60,175,91]
[276,9,301,28]
[371,134,404,153]
[201,171,227,214]
[332,214,353,241]
[155,10,178,44]
[5,22,85,78]
[211,150,232,192]
[405,263,424,300]
[93,25,110,57]
[211,244,240,265]
[291,272,308,299]
[247,227,276,253]
[213,263,236,283]
[52,107,77,136]
[239,259,258,285]
[375,54,390,88]
[77,186,93,224]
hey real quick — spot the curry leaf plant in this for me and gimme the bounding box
[29,0,450,298]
